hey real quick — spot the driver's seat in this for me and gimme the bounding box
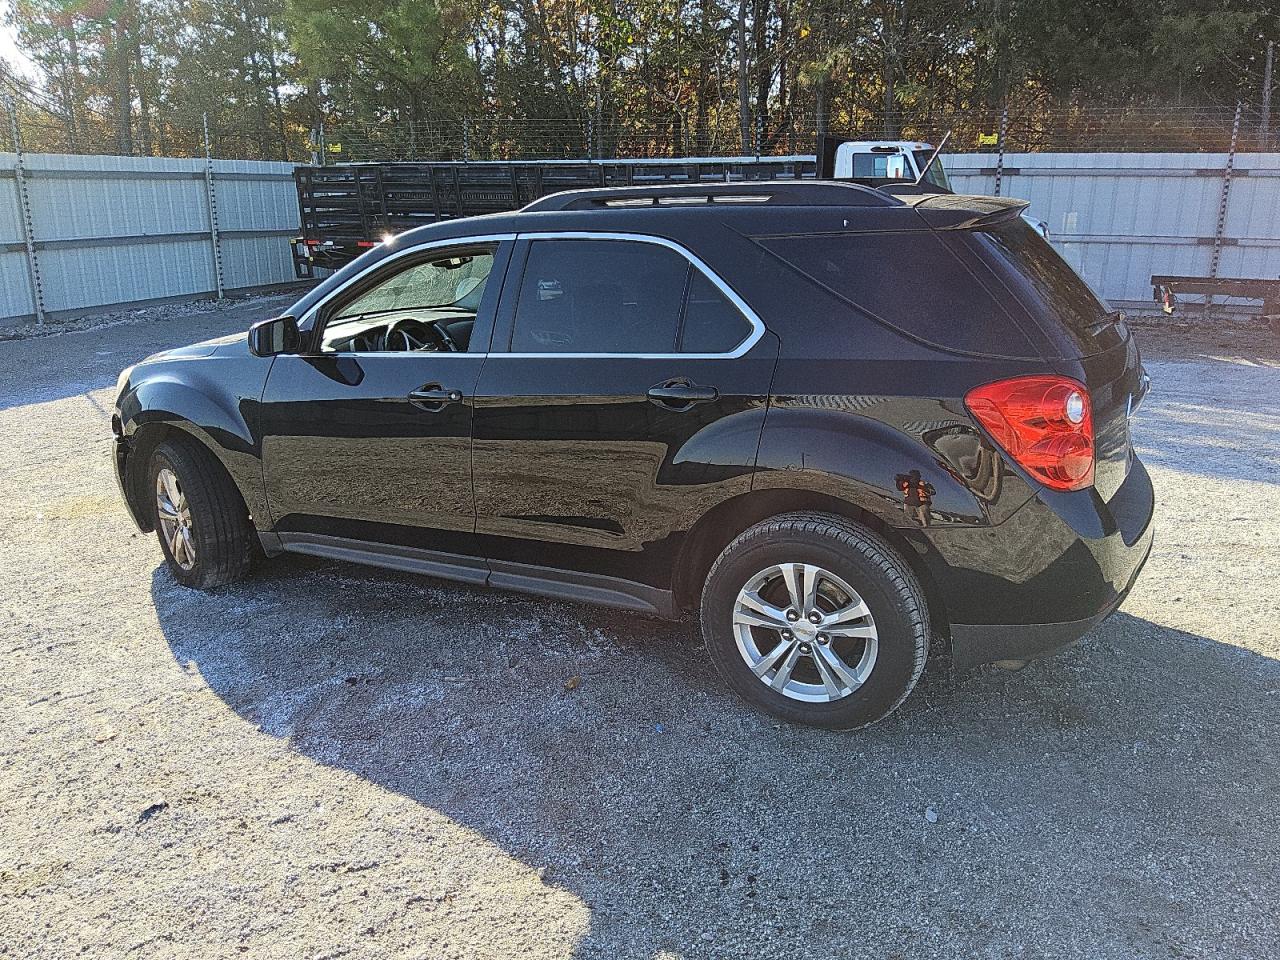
[444,318,474,350]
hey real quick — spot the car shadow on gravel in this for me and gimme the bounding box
[150,558,1280,959]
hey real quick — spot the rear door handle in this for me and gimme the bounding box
[408,384,463,411]
[647,379,719,410]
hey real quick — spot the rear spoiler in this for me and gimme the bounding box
[887,191,1030,230]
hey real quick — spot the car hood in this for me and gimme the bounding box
[143,330,249,363]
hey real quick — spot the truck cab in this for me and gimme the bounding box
[829,140,952,192]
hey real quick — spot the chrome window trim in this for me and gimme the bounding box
[501,231,766,360]
[300,230,766,360]
[301,233,516,357]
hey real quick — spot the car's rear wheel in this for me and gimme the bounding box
[700,512,929,729]
[148,439,253,589]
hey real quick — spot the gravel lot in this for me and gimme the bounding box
[2,297,1278,959]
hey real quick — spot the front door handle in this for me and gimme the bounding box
[647,379,719,410]
[408,384,463,411]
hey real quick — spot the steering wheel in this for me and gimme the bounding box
[385,317,458,353]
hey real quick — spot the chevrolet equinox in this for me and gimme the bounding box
[112,181,1154,729]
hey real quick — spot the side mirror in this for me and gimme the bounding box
[248,315,300,357]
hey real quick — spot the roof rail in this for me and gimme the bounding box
[522,180,899,213]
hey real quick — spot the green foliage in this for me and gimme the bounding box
[2,0,1277,157]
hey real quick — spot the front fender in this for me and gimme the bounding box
[118,360,272,531]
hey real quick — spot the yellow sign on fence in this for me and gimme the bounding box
[977,133,998,146]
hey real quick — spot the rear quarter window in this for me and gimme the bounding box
[759,231,1041,358]
[965,220,1125,357]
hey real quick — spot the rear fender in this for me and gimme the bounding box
[752,403,1035,529]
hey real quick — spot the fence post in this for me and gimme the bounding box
[202,114,225,301]
[594,87,603,159]
[463,119,471,163]
[1262,41,1274,150]
[754,114,762,160]
[993,107,1008,197]
[1207,103,1242,296]
[5,99,45,325]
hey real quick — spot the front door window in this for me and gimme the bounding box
[320,249,497,354]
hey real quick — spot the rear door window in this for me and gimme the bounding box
[510,239,690,353]
[679,271,754,354]
[759,231,1040,358]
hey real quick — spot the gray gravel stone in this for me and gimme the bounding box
[0,296,1277,959]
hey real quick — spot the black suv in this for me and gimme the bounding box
[112,181,1153,729]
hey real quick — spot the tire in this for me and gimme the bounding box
[148,438,254,590]
[700,512,929,730]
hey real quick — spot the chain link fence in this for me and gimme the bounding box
[320,106,1275,163]
[3,98,1276,162]
[0,88,300,161]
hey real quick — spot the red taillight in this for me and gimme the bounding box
[964,375,1094,492]
[356,240,377,248]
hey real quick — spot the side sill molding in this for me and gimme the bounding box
[277,533,489,585]
[487,560,675,618]
[274,533,676,618]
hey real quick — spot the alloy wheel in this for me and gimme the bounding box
[731,563,878,703]
[155,467,197,571]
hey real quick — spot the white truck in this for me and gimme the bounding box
[828,139,954,190]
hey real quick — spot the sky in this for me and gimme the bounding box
[0,6,39,83]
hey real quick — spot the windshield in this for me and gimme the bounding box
[335,253,493,322]
[913,150,950,191]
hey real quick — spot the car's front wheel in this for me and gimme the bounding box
[148,439,254,589]
[700,512,929,729]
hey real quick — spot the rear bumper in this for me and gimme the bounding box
[949,530,1151,669]
[925,455,1155,668]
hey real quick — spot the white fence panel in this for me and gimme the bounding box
[1,150,1277,326]
[0,171,34,320]
[0,152,300,326]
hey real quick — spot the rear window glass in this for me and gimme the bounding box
[850,154,897,178]
[759,231,1039,357]
[968,219,1121,354]
[511,239,689,353]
